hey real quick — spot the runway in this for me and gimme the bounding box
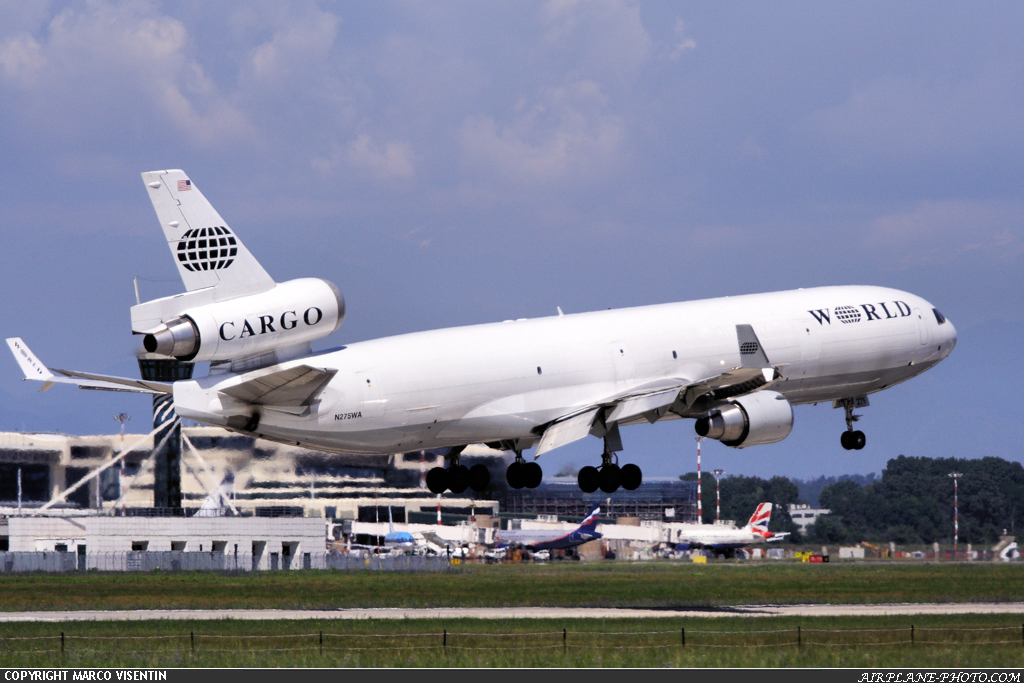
[1,603,1023,622]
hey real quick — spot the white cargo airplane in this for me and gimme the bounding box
[7,171,957,496]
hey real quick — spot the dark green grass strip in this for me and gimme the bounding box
[0,563,1022,611]
[1,615,1023,667]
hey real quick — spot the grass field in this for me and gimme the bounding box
[0,614,1023,667]
[0,562,1020,612]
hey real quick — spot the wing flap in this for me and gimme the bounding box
[219,364,336,407]
[605,387,681,424]
[534,407,600,457]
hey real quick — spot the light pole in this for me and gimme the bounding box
[713,469,725,522]
[949,472,963,558]
[695,437,705,524]
[114,413,130,444]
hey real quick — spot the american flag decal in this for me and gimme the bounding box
[177,179,191,191]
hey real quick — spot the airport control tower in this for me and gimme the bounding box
[138,357,194,509]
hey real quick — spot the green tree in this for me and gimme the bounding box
[680,472,802,540]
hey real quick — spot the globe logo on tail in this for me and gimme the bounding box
[176,226,238,272]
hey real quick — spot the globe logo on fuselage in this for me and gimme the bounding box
[834,305,861,323]
[177,226,238,272]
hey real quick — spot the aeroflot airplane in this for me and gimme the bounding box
[494,504,603,552]
[7,171,957,497]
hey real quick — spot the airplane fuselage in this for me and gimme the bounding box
[173,284,956,455]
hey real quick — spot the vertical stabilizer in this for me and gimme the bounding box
[578,505,602,532]
[745,503,772,538]
[141,170,275,298]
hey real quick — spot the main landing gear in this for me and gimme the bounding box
[505,451,543,490]
[576,424,642,494]
[838,398,866,451]
[426,446,491,494]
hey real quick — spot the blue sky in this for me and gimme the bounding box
[0,1,1021,480]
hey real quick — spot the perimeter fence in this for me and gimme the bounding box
[4,625,1024,656]
[0,551,458,573]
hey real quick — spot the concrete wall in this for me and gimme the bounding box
[9,516,326,570]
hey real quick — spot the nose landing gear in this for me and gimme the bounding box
[838,398,867,450]
[426,446,492,494]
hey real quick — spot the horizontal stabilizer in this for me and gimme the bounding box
[6,338,171,394]
[534,407,600,458]
[219,364,336,407]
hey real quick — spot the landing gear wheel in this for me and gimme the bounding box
[523,462,543,489]
[620,463,642,491]
[468,464,491,492]
[578,466,599,493]
[599,463,621,494]
[851,430,866,450]
[840,431,854,450]
[446,465,470,494]
[426,467,448,494]
[506,461,525,489]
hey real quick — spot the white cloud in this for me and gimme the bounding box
[669,18,696,60]
[542,0,651,83]
[247,8,339,83]
[0,34,45,83]
[803,71,1021,166]
[346,133,415,179]
[459,80,624,184]
[865,200,1024,269]
[0,0,253,147]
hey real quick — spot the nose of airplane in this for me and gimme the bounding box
[942,317,957,357]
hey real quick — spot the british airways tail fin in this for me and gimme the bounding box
[578,504,602,532]
[141,170,275,298]
[744,503,772,538]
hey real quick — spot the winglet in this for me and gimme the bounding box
[6,338,55,391]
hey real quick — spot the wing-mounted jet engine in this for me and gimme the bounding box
[694,390,794,448]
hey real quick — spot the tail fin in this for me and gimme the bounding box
[388,506,395,535]
[578,505,602,532]
[745,503,772,538]
[141,170,275,298]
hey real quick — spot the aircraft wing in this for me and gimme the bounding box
[6,338,172,394]
[534,407,602,457]
[532,325,783,457]
[219,364,337,408]
[534,382,688,457]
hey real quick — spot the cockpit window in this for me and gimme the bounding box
[932,308,946,324]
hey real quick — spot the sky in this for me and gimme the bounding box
[0,1,1021,481]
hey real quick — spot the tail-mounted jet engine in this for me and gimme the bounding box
[694,390,793,448]
[140,278,345,362]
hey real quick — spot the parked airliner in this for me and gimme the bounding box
[674,503,788,556]
[494,505,603,552]
[7,171,956,496]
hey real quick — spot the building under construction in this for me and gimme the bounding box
[0,428,502,522]
[498,477,698,522]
